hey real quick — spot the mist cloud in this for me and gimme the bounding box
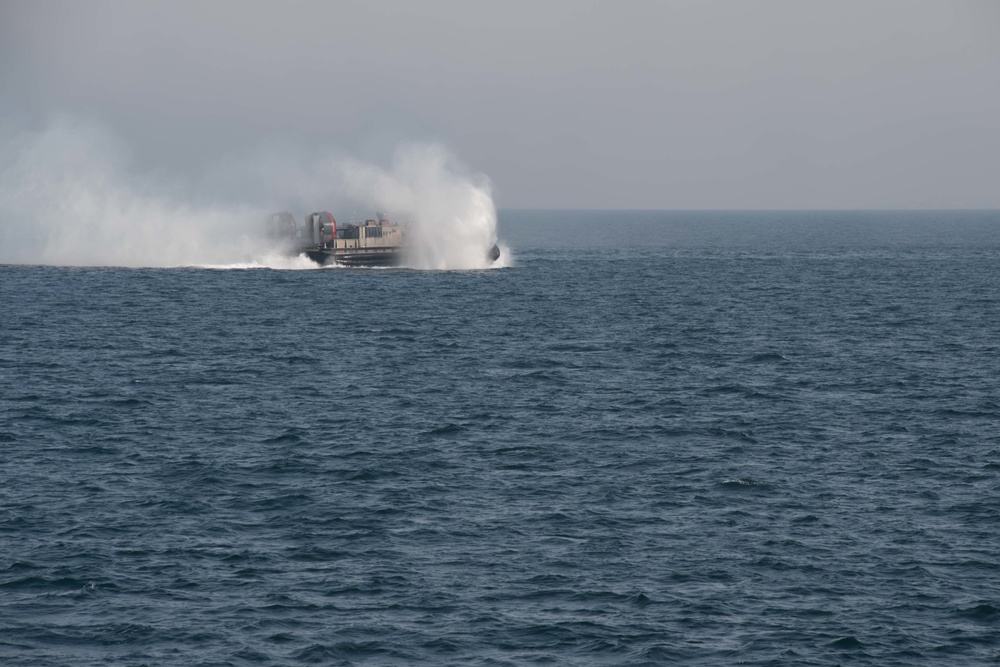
[0,117,502,269]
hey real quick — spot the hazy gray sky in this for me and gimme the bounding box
[2,0,999,209]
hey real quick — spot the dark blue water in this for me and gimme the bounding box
[2,211,1000,665]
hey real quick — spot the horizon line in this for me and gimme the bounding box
[496,207,1000,213]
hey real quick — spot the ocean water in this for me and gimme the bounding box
[2,210,999,665]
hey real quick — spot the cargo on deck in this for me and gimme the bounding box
[266,210,500,267]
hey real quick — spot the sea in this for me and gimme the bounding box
[2,210,999,666]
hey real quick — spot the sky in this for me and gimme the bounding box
[2,0,999,209]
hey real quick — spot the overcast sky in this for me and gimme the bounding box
[2,0,999,209]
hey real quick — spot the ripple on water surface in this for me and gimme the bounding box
[2,218,1000,664]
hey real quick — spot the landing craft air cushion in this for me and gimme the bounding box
[267,211,500,267]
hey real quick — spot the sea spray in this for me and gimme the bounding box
[338,144,501,270]
[0,118,268,267]
[0,118,505,270]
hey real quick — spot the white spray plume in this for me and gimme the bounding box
[0,118,268,267]
[338,145,500,270]
[0,118,505,270]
